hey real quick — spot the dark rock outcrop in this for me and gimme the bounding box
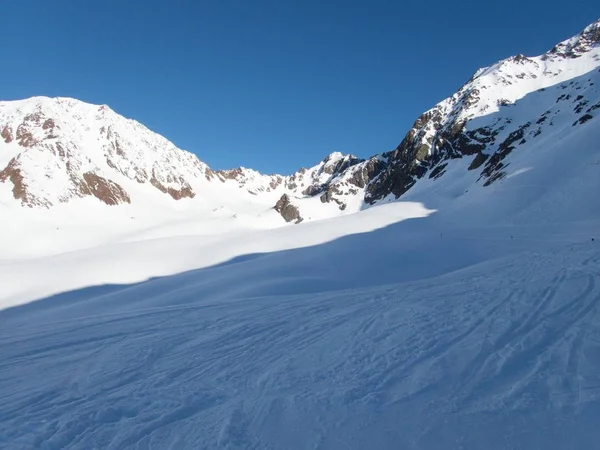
[1,126,13,143]
[42,119,55,130]
[302,184,323,196]
[347,158,385,188]
[0,158,44,207]
[468,152,489,171]
[80,172,131,205]
[319,185,347,210]
[150,176,195,200]
[480,122,530,186]
[216,168,243,181]
[274,194,303,223]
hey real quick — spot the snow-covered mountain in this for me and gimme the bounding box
[0,96,375,223]
[0,98,214,207]
[365,19,600,203]
[2,20,599,225]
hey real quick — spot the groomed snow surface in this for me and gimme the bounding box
[2,109,600,449]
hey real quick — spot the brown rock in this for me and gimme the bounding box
[0,158,47,207]
[216,168,243,181]
[0,159,28,202]
[205,167,216,181]
[1,126,13,143]
[16,125,36,147]
[269,176,283,190]
[150,176,195,200]
[274,194,303,223]
[42,119,55,130]
[80,172,131,205]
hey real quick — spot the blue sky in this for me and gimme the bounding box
[1,1,597,174]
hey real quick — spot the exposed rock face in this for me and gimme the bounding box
[0,158,42,207]
[468,152,489,171]
[347,158,385,189]
[320,152,361,175]
[150,176,195,200]
[80,172,130,205]
[274,194,303,223]
[302,184,322,196]
[216,168,243,181]
[319,185,347,210]
[479,122,531,186]
[1,126,12,143]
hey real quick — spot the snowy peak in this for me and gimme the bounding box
[0,96,214,208]
[286,151,362,194]
[214,166,285,195]
[547,19,600,59]
[215,151,359,196]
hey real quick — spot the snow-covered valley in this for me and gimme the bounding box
[1,19,600,450]
[4,240,600,449]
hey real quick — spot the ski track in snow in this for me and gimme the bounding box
[1,243,600,449]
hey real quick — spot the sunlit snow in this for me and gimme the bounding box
[1,19,600,450]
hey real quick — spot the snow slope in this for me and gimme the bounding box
[1,19,600,450]
[1,103,599,448]
[2,241,600,449]
[0,201,434,310]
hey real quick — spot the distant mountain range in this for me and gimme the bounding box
[1,19,599,224]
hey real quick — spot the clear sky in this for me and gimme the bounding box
[1,1,597,174]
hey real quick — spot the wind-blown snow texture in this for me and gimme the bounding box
[1,20,600,450]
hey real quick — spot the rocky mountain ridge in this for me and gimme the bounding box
[1,19,599,223]
[361,19,600,204]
